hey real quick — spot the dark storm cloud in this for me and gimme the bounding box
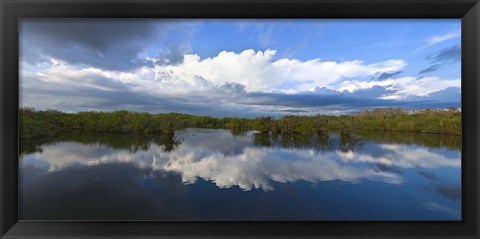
[408,87,460,104]
[22,78,254,117]
[426,44,461,63]
[239,85,461,111]
[21,72,461,117]
[404,80,460,108]
[20,20,166,71]
[345,86,394,98]
[160,43,190,65]
[243,87,401,109]
[146,43,191,67]
[418,64,441,74]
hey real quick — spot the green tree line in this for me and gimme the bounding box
[19,107,461,140]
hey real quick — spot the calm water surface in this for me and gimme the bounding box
[19,129,461,220]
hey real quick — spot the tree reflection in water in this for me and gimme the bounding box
[252,132,364,153]
[20,132,180,155]
[20,129,460,157]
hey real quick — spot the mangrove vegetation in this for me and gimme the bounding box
[19,107,461,140]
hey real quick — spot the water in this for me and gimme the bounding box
[19,129,461,220]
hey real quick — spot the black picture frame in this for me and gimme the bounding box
[1,0,479,238]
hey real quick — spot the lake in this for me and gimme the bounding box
[19,128,461,220]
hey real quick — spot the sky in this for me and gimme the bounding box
[19,19,461,117]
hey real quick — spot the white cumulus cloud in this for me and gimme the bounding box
[20,49,459,114]
[152,49,407,92]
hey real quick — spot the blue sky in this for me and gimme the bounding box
[20,19,461,117]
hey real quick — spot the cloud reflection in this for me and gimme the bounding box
[20,130,460,192]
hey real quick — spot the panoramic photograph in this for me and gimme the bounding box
[19,19,461,220]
